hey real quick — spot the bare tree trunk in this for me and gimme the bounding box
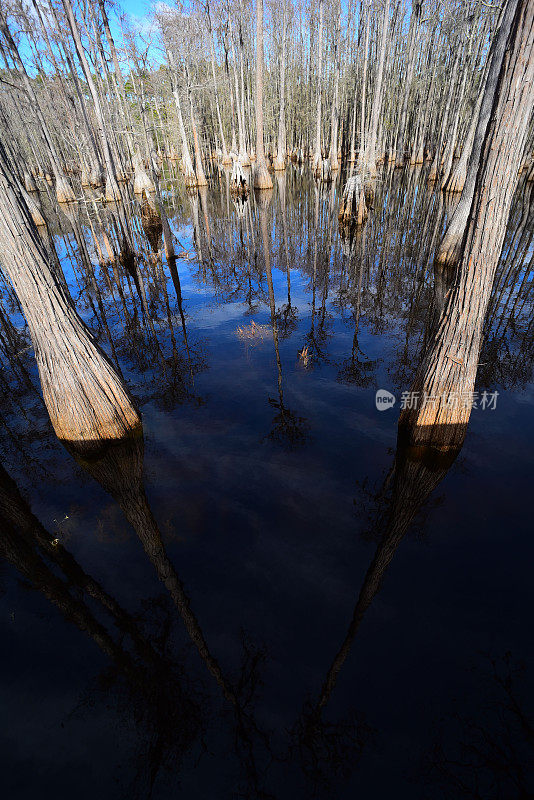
[400,0,534,449]
[228,17,249,166]
[0,11,75,203]
[33,0,103,185]
[273,0,288,171]
[428,49,460,182]
[366,0,389,177]
[205,1,230,164]
[359,6,370,166]
[395,1,422,163]
[253,0,273,189]
[436,0,519,268]
[313,0,324,175]
[443,82,483,194]
[186,65,208,187]
[328,0,341,171]
[0,141,140,446]
[61,0,121,202]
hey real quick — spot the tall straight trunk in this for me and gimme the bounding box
[366,0,390,176]
[253,0,273,189]
[33,0,102,182]
[237,19,250,159]
[428,48,460,181]
[440,31,476,188]
[87,11,128,183]
[206,3,229,163]
[0,141,140,446]
[400,0,533,449]
[329,0,341,171]
[436,0,519,268]
[313,0,324,173]
[274,0,288,171]
[443,79,484,194]
[185,65,208,187]
[359,6,370,165]
[61,0,121,202]
[96,0,135,164]
[348,79,357,163]
[228,73,238,154]
[395,1,421,162]
[0,11,75,203]
[165,51,195,185]
[228,17,248,165]
[174,87,196,185]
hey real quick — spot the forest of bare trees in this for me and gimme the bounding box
[0,3,533,793]
[0,0,531,450]
[1,0,532,191]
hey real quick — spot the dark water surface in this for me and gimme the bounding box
[1,166,533,799]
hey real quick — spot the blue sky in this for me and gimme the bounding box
[119,0,154,21]
[111,0,156,35]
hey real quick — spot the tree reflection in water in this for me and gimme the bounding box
[0,165,532,797]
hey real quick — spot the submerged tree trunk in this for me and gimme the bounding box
[0,141,140,446]
[400,0,534,450]
[338,174,368,226]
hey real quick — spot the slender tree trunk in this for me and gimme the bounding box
[228,17,249,166]
[329,0,341,171]
[396,1,421,163]
[313,0,324,174]
[185,65,208,187]
[366,0,390,177]
[0,11,75,203]
[206,3,229,163]
[253,0,273,189]
[359,6,370,166]
[274,0,288,171]
[61,0,121,202]
[436,0,519,268]
[400,0,534,449]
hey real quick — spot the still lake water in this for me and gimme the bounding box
[1,165,533,798]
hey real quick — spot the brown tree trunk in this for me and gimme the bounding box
[186,66,208,187]
[400,0,534,449]
[0,11,75,203]
[273,0,288,171]
[61,0,121,202]
[254,0,273,189]
[365,0,390,177]
[313,0,324,175]
[0,140,140,447]
[436,0,518,268]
